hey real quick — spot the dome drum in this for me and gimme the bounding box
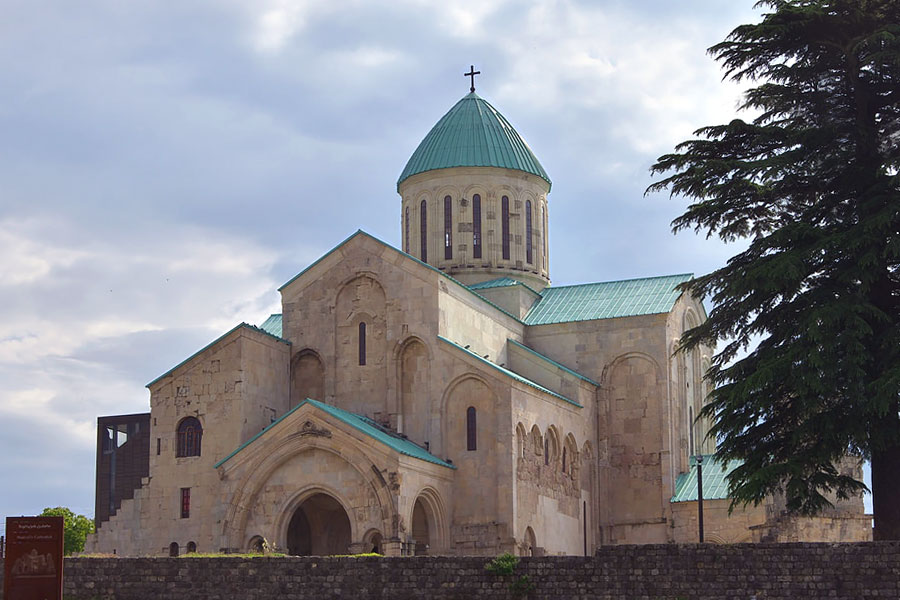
[399,167,550,289]
[398,92,552,289]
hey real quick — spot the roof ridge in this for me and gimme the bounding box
[147,322,289,388]
[216,398,455,470]
[279,229,525,325]
[544,272,694,290]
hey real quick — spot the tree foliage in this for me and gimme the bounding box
[40,507,95,555]
[648,0,900,538]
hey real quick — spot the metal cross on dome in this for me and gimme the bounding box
[465,65,481,93]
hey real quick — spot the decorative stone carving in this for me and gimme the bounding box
[299,420,332,438]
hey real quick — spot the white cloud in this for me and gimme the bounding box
[0,0,773,520]
[252,0,317,53]
[0,224,91,285]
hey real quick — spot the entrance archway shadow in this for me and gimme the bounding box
[287,493,352,556]
[412,498,430,555]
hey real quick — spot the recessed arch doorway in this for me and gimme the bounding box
[412,498,430,555]
[286,492,352,556]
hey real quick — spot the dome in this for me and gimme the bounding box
[397,92,551,190]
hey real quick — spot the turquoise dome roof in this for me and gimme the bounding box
[397,92,551,190]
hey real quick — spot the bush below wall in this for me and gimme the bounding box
[2,542,899,599]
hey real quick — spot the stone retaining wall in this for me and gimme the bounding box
[2,542,899,599]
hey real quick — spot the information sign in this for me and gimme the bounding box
[3,516,64,600]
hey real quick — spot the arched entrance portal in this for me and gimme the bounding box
[286,493,352,556]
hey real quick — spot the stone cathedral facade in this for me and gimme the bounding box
[87,89,870,557]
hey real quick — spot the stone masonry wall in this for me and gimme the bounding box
[2,543,899,599]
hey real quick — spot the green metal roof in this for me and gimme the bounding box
[524,274,693,325]
[438,336,581,408]
[468,277,520,290]
[670,455,740,503]
[468,277,542,297]
[507,339,599,387]
[215,398,454,470]
[398,92,551,189]
[259,314,283,337]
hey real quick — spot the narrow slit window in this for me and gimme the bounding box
[181,488,190,519]
[525,199,533,264]
[689,406,694,457]
[542,205,548,263]
[472,194,482,259]
[359,322,367,366]
[562,446,567,473]
[544,437,549,465]
[405,206,410,253]
[444,195,452,260]
[501,195,510,260]
[420,199,427,262]
[466,406,477,451]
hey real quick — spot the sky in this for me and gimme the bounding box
[1,0,829,526]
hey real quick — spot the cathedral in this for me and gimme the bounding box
[87,81,870,557]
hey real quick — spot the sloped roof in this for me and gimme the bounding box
[259,314,283,337]
[507,339,598,387]
[468,276,542,297]
[398,92,551,189]
[215,398,454,469]
[468,277,520,290]
[438,336,581,408]
[524,273,693,325]
[670,454,740,503]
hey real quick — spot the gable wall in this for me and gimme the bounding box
[524,313,673,544]
[280,238,443,439]
[89,329,289,556]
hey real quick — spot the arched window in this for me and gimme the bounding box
[444,195,452,260]
[169,542,179,557]
[525,199,533,264]
[186,541,197,553]
[420,199,427,261]
[176,417,202,457]
[501,195,510,260]
[405,206,410,253]
[466,406,477,451]
[358,322,367,366]
[472,194,482,259]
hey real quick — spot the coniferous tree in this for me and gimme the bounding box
[648,0,900,539]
